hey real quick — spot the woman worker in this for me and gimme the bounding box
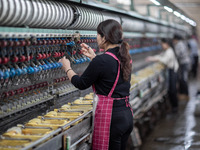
[59,19,133,150]
[146,38,179,113]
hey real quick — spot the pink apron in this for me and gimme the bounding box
[92,52,133,150]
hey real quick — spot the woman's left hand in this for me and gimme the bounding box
[59,56,71,72]
[146,56,154,62]
[146,56,158,62]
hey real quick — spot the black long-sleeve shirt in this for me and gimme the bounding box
[71,46,131,98]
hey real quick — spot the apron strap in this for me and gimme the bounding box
[92,52,132,96]
[105,52,121,98]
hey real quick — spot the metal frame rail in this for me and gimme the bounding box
[21,110,92,150]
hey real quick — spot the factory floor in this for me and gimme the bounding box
[139,73,200,150]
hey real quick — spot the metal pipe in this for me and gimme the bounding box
[130,0,135,11]
[70,132,91,148]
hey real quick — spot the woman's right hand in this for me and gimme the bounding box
[80,43,96,60]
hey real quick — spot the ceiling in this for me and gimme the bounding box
[169,0,200,27]
[134,0,200,40]
[93,0,200,40]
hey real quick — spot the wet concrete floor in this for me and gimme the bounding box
[140,78,200,150]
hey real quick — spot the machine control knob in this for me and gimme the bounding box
[47,63,53,69]
[0,70,4,79]
[37,40,43,45]
[3,70,10,79]
[8,90,15,96]
[58,62,63,68]
[24,87,28,92]
[9,68,16,77]
[81,58,85,63]
[51,63,56,69]
[36,54,43,60]
[43,40,47,45]
[61,52,65,56]
[27,67,34,74]
[32,85,36,90]
[19,55,26,62]
[22,68,27,75]
[2,57,9,64]
[20,41,26,46]
[74,59,79,64]
[33,66,39,73]
[0,41,8,47]
[30,54,33,60]
[14,41,20,47]
[14,89,19,95]
[44,82,48,86]
[26,40,31,46]
[2,92,9,98]
[59,40,63,44]
[53,52,58,57]
[16,68,23,76]
[12,56,19,63]
[8,41,14,47]
[42,53,47,59]
[46,54,49,58]
[25,55,31,61]
[38,65,43,72]
[54,63,59,68]
[60,77,63,82]
[40,82,44,87]
[35,84,40,88]
[55,40,59,44]
[19,88,24,94]
[46,40,51,45]
[27,85,32,91]
[51,40,55,44]
[77,40,81,44]
[42,64,48,70]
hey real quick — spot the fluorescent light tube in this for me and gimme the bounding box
[150,0,161,6]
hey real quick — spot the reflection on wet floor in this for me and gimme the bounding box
[140,79,200,150]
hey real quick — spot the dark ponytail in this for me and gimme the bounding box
[119,41,132,81]
[97,19,132,81]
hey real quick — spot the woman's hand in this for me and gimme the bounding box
[59,56,71,72]
[146,56,156,62]
[80,43,96,60]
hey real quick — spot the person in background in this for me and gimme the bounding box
[59,19,133,150]
[188,35,199,78]
[146,38,179,113]
[173,34,190,101]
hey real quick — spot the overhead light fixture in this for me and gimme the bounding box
[173,11,181,17]
[180,15,186,20]
[150,0,160,6]
[189,20,196,26]
[183,17,196,26]
[185,18,190,23]
[116,0,131,5]
[192,22,197,26]
[164,6,173,12]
